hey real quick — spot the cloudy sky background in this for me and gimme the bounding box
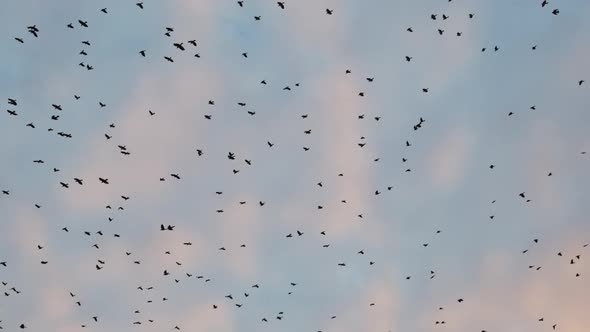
[1,0,589,331]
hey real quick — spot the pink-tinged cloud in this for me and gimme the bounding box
[427,125,473,189]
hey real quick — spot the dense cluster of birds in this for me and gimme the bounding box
[1,0,588,331]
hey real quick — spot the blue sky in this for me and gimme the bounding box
[1,0,589,331]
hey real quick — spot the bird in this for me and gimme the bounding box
[173,42,185,51]
[27,25,39,37]
[277,2,285,9]
[326,9,333,15]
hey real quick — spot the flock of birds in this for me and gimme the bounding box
[1,0,589,331]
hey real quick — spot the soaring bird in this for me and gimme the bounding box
[173,42,185,51]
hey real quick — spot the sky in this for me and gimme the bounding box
[1,0,590,331]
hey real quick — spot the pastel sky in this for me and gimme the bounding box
[1,0,589,331]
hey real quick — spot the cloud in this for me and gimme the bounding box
[59,67,221,213]
[426,125,473,189]
[178,302,235,332]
